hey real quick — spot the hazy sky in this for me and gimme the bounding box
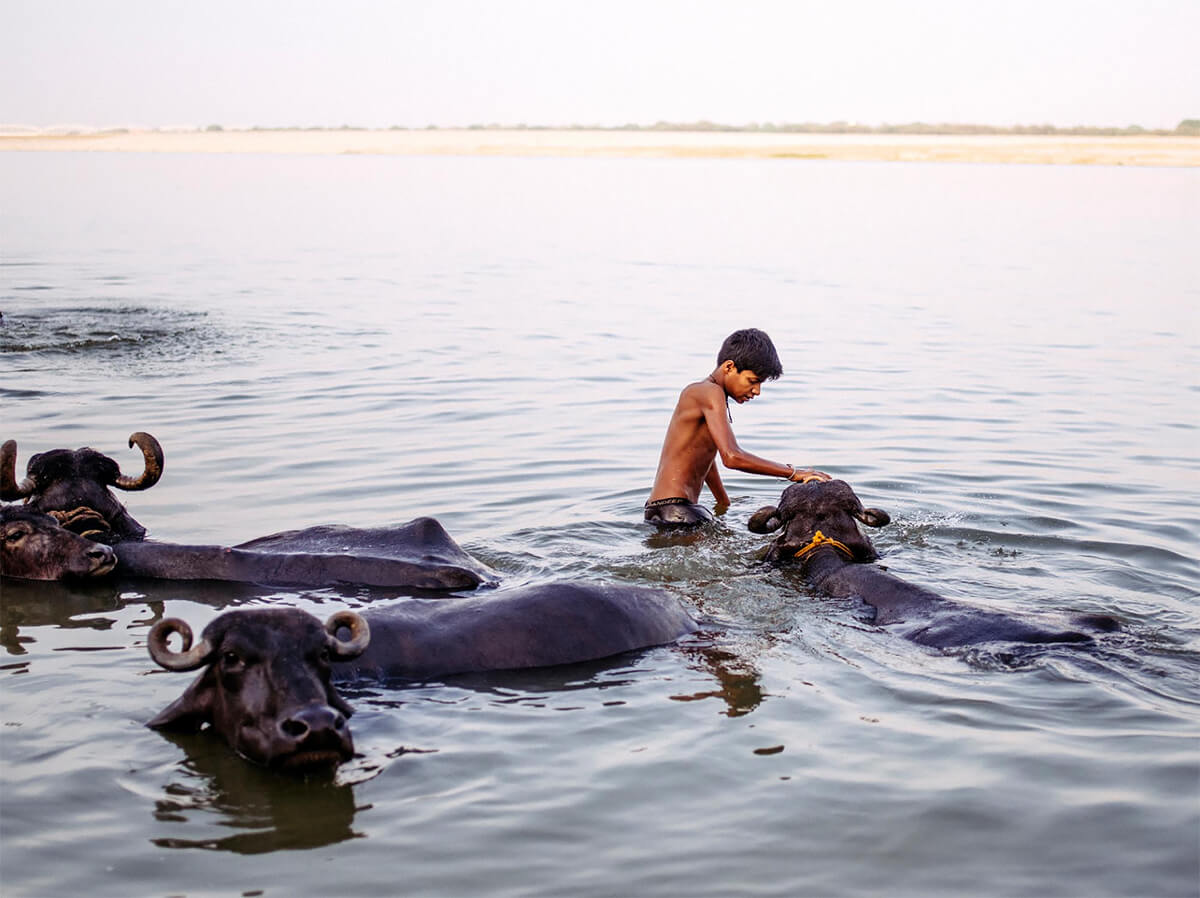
[3,0,1197,130]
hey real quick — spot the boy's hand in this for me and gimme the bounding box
[788,466,831,483]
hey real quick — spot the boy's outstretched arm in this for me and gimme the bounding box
[700,388,830,483]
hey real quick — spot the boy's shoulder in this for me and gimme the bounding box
[676,377,724,410]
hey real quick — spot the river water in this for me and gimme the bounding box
[1,151,1197,898]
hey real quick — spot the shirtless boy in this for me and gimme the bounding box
[645,328,830,527]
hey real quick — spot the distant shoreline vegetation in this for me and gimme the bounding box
[5,120,1197,137]
[216,119,1200,136]
[467,119,1200,136]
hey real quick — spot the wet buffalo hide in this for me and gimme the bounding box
[116,517,494,590]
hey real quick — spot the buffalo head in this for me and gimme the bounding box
[1,432,163,543]
[1,505,117,580]
[748,479,891,564]
[147,608,370,773]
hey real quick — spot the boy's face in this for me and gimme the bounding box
[721,362,764,403]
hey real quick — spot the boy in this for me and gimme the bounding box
[645,328,830,527]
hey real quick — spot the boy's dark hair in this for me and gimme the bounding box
[717,328,783,380]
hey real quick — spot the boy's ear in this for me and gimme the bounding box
[720,359,736,374]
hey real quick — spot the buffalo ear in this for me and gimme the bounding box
[857,507,891,528]
[146,675,214,732]
[748,505,783,534]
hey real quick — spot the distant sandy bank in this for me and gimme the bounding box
[2,129,1198,166]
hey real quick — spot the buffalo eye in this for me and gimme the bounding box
[220,651,245,673]
[4,527,29,544]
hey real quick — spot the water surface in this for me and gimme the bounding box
[2,152,1198,897]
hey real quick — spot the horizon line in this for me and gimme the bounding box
[3,118,1199,138]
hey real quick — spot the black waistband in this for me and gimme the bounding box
[644,497,695,509]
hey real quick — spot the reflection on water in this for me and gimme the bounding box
[150,731,363,854]
[0,579,126,649]
[673,642,766,717]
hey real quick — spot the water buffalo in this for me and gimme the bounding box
[1,505,117,580]
[1,432,163,543]
[116,518,495,589]
[147,583,698,770]
[748,479,1118,648]
[3,434,493,589]
[1,504,493,590]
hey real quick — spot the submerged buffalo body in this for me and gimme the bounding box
[1,433,163,542]
[749,479,1117,648]
[335,582,698,681]
[1,508,492,589]
[0,506,117,580]
[148,583,697,770]
[116,517,494,590]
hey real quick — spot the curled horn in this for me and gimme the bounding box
[113,432,164,491]
[1,440,36,500]
[325,610,370,660]
[747,504,784,534]
[148,618,214,672]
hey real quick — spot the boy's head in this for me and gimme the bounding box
[717,328,783,380]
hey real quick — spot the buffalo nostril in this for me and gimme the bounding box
[281,706,344,741]
[281,718,310,739]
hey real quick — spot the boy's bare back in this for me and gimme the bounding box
[648,378,736,506]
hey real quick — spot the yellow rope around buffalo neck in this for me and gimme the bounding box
[793,530,854,562]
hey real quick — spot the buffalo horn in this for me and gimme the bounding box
[1,440,36,500]
[113,432,164,491]
[325,611,370,659]
[148,618,214,671]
